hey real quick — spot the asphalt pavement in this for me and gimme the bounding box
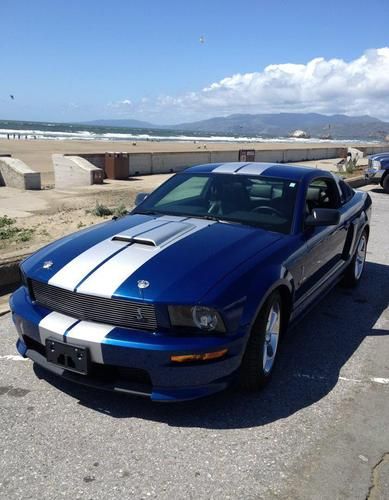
[0,185,388,500]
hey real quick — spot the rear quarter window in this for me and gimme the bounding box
[339,180,354,204]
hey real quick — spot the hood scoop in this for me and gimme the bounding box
[112,221,195,248]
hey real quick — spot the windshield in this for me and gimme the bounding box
[133,173,299,234]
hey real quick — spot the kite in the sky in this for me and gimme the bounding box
[199,35,205,44]
[9,94,15,100]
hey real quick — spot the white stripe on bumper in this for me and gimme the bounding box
[38,311,78,344]
[65,321,115,364]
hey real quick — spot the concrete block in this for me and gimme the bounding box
[78,153,106,169]
[254,150,283,163]
[53,155,103,189]
[0,157,41,190]
[210,151,239,163]
[151,152,211,174]
[129,153,152,175]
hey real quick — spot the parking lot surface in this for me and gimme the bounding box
[0,186,388,499]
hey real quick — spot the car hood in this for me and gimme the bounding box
[23,214,282,303]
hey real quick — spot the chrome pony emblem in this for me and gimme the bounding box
[137,280,150,289]
[42,260,53,270]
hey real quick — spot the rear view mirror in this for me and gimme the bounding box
[305,208,340,227]
[135,193,149,206]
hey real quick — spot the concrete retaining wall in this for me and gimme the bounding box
[78,153,105,169]
[54,145,389,186]
[0,157,41,190]
[254,150,284,163]
[53,155,104,189]
[355,146,389,156]
[151,152,211,174]
[129,153,152,175]
[210,151,239,163]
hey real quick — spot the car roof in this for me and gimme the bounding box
[368,152,389,160]
[185,162,329,181]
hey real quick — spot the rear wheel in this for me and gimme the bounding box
[239,291,283,391]
[342,230,368,287]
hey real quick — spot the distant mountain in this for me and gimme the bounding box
[82,119,155,128]
[168,113,389,139]
[82,113,389,140]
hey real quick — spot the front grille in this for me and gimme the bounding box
[30,279,158,331]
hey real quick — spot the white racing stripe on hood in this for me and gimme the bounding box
[38,311,78,344]
[48,217,185,291]
[65,321,115,363]
[76,218,214,298]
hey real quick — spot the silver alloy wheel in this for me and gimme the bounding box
[263,301,281,374]
[354,234,367,280]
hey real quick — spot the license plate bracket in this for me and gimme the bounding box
[45,338,89,375]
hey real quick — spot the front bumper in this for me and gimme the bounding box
[11,287,245,402]
[364,167,385,181]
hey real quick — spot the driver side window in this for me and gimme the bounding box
[305,178,339,215]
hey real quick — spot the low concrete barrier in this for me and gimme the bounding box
[255,150,284,163]
[0,157,41,190]
[51,145,389,187]
[210,151,239,163]
[151,152,211,174]
[355,146,389,156]
[129,153,152,175]
[53,155,104,189]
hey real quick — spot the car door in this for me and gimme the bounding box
[296,176,348,301]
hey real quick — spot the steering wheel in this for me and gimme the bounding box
[253,205,284,217]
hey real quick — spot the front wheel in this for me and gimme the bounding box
[342,230,368,287]
[239,291,283,391]
[382,174,389,194]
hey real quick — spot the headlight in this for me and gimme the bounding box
[168,305,226,333]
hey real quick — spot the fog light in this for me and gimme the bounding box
[170,348,228,363]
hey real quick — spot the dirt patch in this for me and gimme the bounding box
[0,174,173,258]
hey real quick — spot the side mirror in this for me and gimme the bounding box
[134,192,149,206]
[305,208,340,227]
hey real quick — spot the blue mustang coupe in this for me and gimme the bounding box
[11,162,372,401]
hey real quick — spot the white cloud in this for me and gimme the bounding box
[149,48,389,121]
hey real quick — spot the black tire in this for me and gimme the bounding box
[383,174,389,194]
[239,291,283,391]
[342,230,368,288]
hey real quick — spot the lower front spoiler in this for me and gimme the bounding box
[16,338,232,402]
[364,168,385,181]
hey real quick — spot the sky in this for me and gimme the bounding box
[1,0,389,124]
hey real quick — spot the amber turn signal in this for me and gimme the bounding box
[170,348,228,363]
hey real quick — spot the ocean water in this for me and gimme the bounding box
[0,119,380,144]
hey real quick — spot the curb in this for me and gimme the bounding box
[346,176,370,188]
[0,304,10,317]
[0,253,30,294]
